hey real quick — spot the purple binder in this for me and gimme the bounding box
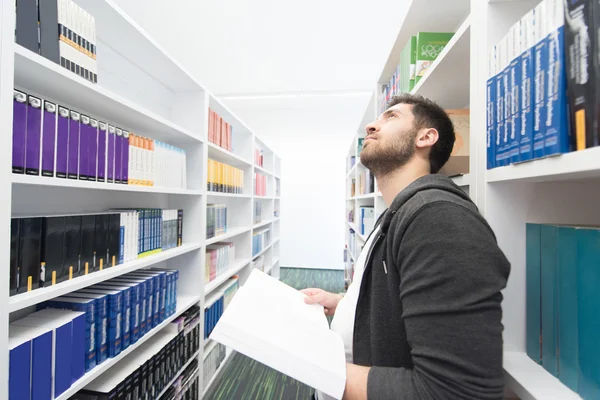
[56,107,69,178]
[79,115,90,180]
[25,96,42,176]
[97,122,107,182]
[115,128,123,184]
[107,125,115,183]
[67,111,80,179]
[89,119,98,181]
[12,90,27,174]
[41,101,57,177]
[122,131,129,184]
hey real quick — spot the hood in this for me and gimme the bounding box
[379,174,472,233]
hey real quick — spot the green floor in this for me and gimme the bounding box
[204,267,345,400]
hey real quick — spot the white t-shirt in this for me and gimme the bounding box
[317,226,381,400]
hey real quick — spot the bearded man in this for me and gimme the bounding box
[303,94,511,400]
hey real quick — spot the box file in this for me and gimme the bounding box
[41,101,57,177]
[41,216,66,287]
[25,95,42,176]
[44,296,97,372]
[34,308,86,383]
[9,324,53,400]
[115,128,123,184]
[89,119,98,182]
[97,122,107,182]
[122,131,129,185]
[13,90,27,174]
[107,125,115,183]
[79,114,90,180]
[9,333,31,400]
[18,217,43,294]
[68,110,80,180]
[56,106,69,179]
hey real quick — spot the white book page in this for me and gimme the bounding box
[210,270,346,398]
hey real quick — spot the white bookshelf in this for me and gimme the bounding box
[343,0,587,398]
[1,0,281,397]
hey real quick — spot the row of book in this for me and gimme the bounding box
[204,279,239,341]
[15,0,98,82]
[205,243,236,285]
[356,170,375,196]
[486,0,570,169]
[9,268,179,399]
[252,229,271,257]
[158,359,199,400]
[357,206,375,236]
[254,145,264,167]
[253,255,266,273]
[207,159,244,194]
[380,32,454,113]
[254,200,262,224]
[526,223,600,398]
[347,229,362,263]
[255,173,267,196]
[208,109,233,152]
[348,156,356,172]
[206,204,227,240]
[203,342,227,392]
[9,209,184,296]
[73,306,198,400]
[13,90,188,189]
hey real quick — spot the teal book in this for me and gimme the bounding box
[577,228,600,399]
[540,224,558,377]
[526,223,542,364]
[557,226,578,391]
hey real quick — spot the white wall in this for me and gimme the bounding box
[226,95,370,269]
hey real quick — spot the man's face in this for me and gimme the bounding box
[360,103,419,176]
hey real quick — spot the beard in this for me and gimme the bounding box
[360,127,418,177]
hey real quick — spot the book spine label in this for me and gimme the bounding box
[12,90,27,174]
[25,95,42,175]
[41,101,57,177]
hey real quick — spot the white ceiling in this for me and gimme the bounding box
[113,0,405,96]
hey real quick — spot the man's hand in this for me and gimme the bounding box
[300,288,343,316]
[343,363,370,400]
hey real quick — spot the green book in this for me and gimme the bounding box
[415,32,454,84]
[409,36,417,91]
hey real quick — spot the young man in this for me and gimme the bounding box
[303,94,510,400]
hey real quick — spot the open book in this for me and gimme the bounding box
[210,269,346,399]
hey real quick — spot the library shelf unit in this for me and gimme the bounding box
[343,0,590,398]
[0,0,281,397]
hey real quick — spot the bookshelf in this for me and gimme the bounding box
[344,0,591,398]
[1,0,281,397]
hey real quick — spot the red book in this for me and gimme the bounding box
[227,123,232,151]
[208,110,214,143]
[217,116,223,147]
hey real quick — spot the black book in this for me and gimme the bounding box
[10,219,20,296]
[116,380,126,400]
[124,374,133,400]
[63,215,82,279]
[15,0,38,53]
[132,367,140,400]
[140,361,148,400]
[17,217,43,293]
[80,215,96,275]
[108,214,121,267]
[41,216,66,287]
[95,215,109,270]
[177,209,183,246]
[39,0,60,63]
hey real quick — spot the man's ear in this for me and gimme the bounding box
[415,128,439,149]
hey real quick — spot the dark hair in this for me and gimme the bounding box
[387,93,455,174]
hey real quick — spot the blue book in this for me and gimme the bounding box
[43,297,97,372]
[127,273,159,328]
[9,334,31,400]
[119,212,125,264]
[495,38,506,167]
[487,46,497,169]
[150,268,179,315]
[509,23,522,164]
[526,223,542,364]
[532,2,548,159]
[79,288,123,358]
[9,325,52,400]
[33,309,86,383]
[576,227,600,399]
[557,226,578,392]
[543,0,569,157]
[14,315,72,398]
[129,271,166,323]
[65,292,109,364]
[540,224,558,376]
[112,277,149,336]
[95,283,135,346]
[519,10,535,162]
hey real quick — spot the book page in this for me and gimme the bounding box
[210,269,346,399]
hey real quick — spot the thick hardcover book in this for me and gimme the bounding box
[122,131,130,184]
[115,128,123,184]
[41,217,66,287]
[68,111,80,179]
[79,115,90,180]
[63,215,82,279]
[41,101,57,177]
[10,219,19,296]
[97,122,107,182]
[107,125,115,183]
[80,215,96,275]
[108,213,121,267]
[519,11,535,162]
[56,106,69,178]
[15,0,38,53]
[540,224,558,377]
[39,0,60,63]
[532,2,548,159]
[12,90,27,174]
[18,217,43,293]
[95,214,109,271]
[88,119,99,181]
[25,95,42,175]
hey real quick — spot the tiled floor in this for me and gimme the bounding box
[204,267,345,400]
